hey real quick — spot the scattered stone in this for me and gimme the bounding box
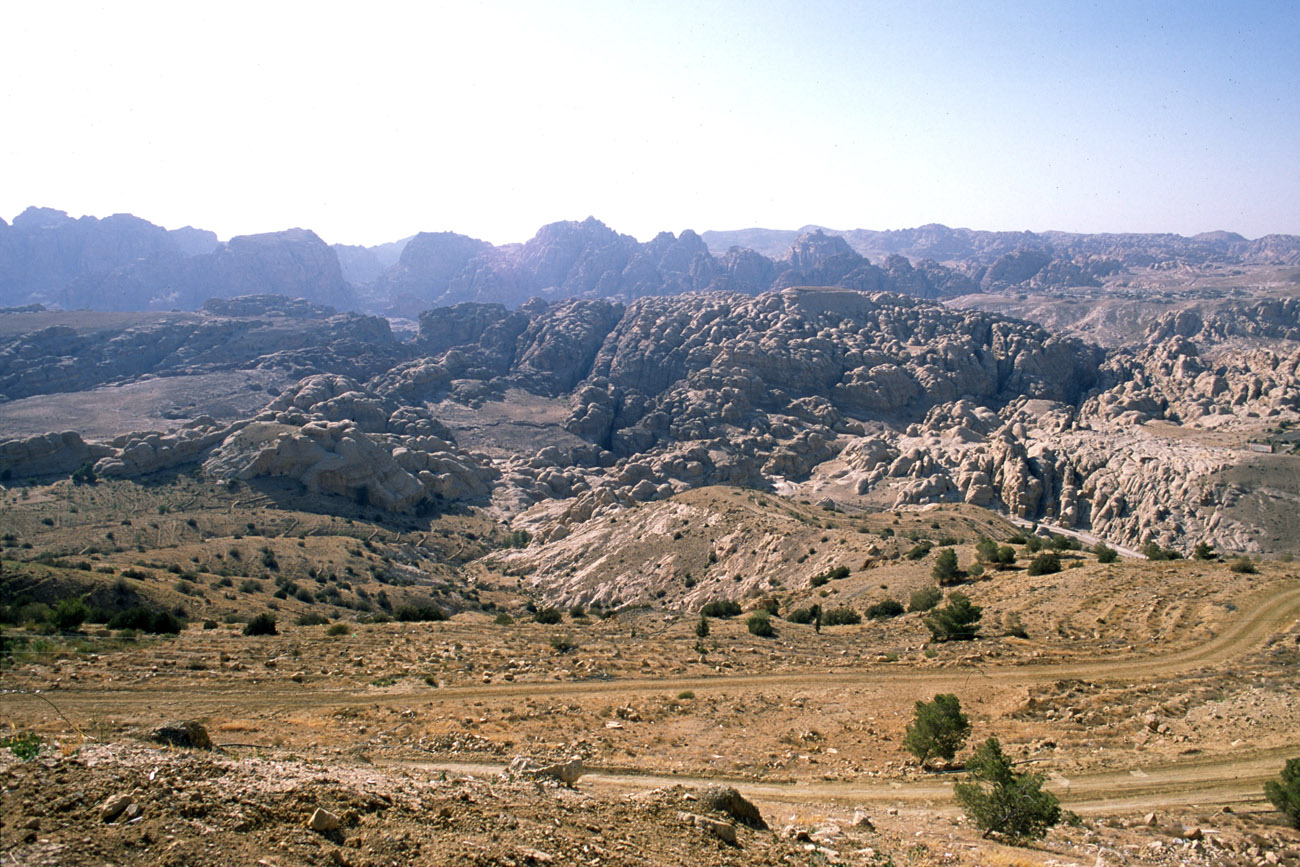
[308,807,342,832]
[678,811,737,845]
[698,784,766,829]
[503,755,584,786]
[99,794,134,823]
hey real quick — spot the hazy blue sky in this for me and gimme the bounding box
[2,1,1297,245]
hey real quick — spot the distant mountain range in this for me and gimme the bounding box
[3,206,1297,316]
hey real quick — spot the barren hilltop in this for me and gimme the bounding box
[2,211,1299,866]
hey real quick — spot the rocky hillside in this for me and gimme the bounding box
[4,284,1298,565]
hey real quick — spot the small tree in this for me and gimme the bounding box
[904,693,971,763]
[954,737,1061,841]
[931,548,962,585]
[1265,757,1300,828]
[49,598,90,631]
[1192,541,1217,561]
[71,461,98,485]
[695,615,710,638]
[974,538,999,563]
[993,545,1016,569]
[924,592,982,641]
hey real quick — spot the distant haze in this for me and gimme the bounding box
[2,1,1297,245]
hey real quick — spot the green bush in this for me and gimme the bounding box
[931,548,961,585]
[905,541,934,561]
[975,538,999,563]
[746,610,775,637]
[326,623,351,636]
[954,737,1061,841]
[0,731,42,761]
[821,606,861,626]
[700,599,742,618]
[1228,557,1258,574]
[865,599,905,620]
[924,592,982,642]
[1142,541,1182,561]
[1024,536,1042,553]
[107,606,181,634]
[395,603,447,622]
[533,607,563,624]
[493,612,514,626]
[695,616,710,638]
[243,612,278,636]
[1265,757,1300,828]
[48,598,90,631]
[909,585,943,612]
[296,612,330,626]
[1193,541,1217,560]
[785,607,816,624]
[1091,541,1118,563]
[904,693,970,763]
[549,634,578,653]
[1027,552,1061,576]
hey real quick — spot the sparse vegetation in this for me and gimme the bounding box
[904,693,970,763]
[908,585,943,612]
[700,599,742,618]
[1265,757,1300,828]
[864,599,904,620]
[820,606,861,626]
[1091,541,1118,563]
[924,592,982,642]
[533,607,563,624]
[1228,556,1258,574]
[243,612,278,636]
[746,610,775,637]
[931,547,961,585]
[1027,552,1061,576]
[954,737,1061,841]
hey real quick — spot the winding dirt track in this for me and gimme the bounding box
[10,580,1300,815]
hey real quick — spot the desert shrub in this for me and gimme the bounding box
[296,612,330,626]
[150,611,183,634]
[1192,541,1217,560]
[1027,552,1061,576]
[975,538,999,563]
[326,623,351,636]
[107,606,181,634]
[493,612,514,626]
[1265,757,1300,828]
[746,610,775,637]
[905,541,934,561]
[243,613,278,636]
[70,461,97,485]
[1024,536,1042,553]
[1142,541,1182,561]
[954,737,1061,841]
[700,599,742,618]
[48,598,90,631]
[533,607,563,624]
[1048,534,1079,551]
[904,693,971,763]
[821,606,861,626]
[785,607,816,624]
[909,585,943,612]
[506,529,531,548]
[549,634,577,653]
[1228,557,1258,574]
[239,579,261,593]
[395,603,447,622]
[569,604,586,619]
[1091,541,1118,563]
[966,561,985,579]
[865,599,905,620]
[0,731,42,761]
[924,592,982,642]
[931,548,961,585]
[695,616,710,637]
[202,620,219,630]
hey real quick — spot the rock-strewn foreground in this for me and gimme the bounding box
[2,282,1298,581]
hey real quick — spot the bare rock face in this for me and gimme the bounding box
[0,430,110,478]
[202,376,496,511]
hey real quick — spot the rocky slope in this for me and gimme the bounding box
[4,284,1298,558]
